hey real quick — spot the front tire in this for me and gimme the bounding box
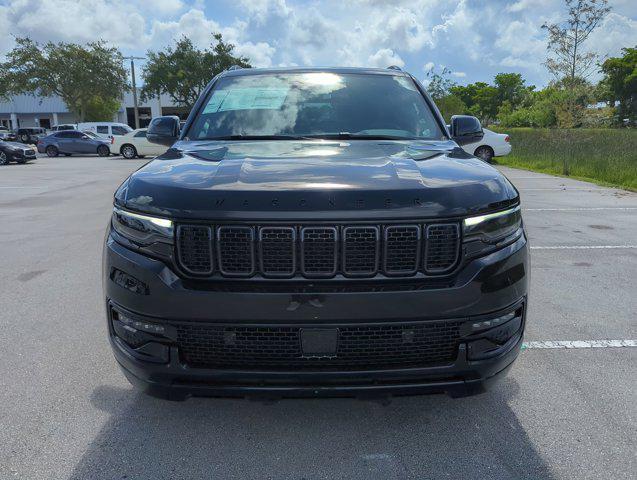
[121,144,137,159]
[97,145,110,157]
[46,146,59,157]
[474,146,494,163]
[0,151,9,165]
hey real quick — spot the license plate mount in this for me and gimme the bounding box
[301,328,338,357]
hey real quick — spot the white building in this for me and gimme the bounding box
[0,90,189,130]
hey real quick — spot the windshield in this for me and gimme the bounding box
[82,131,99,138]
[188,72,445,141]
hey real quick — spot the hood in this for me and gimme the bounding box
[118,139,519,220]
[2,141,31,149]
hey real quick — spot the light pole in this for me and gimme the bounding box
[123,56,145,129]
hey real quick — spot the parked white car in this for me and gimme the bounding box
[77,122,133,139]
[461,128,511,162]
[110,128,167,159]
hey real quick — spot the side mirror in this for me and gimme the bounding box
[450,115,484,146]
[147,116,180,146]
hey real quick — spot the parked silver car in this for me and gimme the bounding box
[37,130,111,157]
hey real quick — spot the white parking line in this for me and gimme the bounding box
[520,188,603,191]
[530,245,637,250]
[523,340,636,349]
[524,207,637,211]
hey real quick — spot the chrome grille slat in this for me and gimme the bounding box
[176,222,461,278]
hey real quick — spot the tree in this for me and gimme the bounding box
[600,47,637,122]
[0,37,128,121]
[141,34,251,109]
[542,0,611,83]
[494,73,532,110]
[85,95,122,122]
[424,66,455,100]
[436,95,467,122]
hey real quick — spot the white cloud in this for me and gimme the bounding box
[423,62,435,72]
[1,0,635,88]
[367,48,404,69]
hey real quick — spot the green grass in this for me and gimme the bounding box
[489,128,637,191]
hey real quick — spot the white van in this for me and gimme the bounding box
[77,122,133,139]
[51,124,77,132]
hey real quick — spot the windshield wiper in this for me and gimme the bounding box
[302,133,423,141]
[197,134,316,141]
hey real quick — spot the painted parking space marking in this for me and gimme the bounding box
[520,187,604,191]
[530,245,637,250]
[523,340,636,349]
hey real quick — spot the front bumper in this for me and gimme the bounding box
[7,150,36,161]
[103,232,529,400]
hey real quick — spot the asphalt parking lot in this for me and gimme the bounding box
[0,155,635,480]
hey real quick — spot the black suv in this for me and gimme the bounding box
[104,67,528,400]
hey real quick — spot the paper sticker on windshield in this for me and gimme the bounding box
[202,88,288,113]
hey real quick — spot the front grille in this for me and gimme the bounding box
[175,321,462,370]
[216,226,255,276]
[177,225,213,274]
[424,224,460,273]
[259,227,296,277]
[342,226,379,276]
[300,227,338,277]
[384,225,421,275]
[177,222,461,279]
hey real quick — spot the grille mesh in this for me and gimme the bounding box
[259,227,295,276]
[425,224,460,273]
[301,227,338,277]
[217,226,254,276]
[384,226,421,274]
[176,222,461,278]
[175,321,461,369]
[177,225,213,274]
[343,226,379,276]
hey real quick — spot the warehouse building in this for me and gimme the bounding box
[0,90,190,130]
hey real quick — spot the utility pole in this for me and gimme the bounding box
[123,56,145,129]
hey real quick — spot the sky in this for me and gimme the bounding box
[1,0,636,89]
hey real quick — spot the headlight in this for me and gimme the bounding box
[111,207,174,248]
[463,206,523,257]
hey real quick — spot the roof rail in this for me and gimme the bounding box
[387,65,402,71]
[226,65,243,71]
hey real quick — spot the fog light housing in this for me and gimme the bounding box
[466,307,524,360]
[110,307,172,363]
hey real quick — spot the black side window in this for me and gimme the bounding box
[112,126,129,136]
[134,130,147,138]
[96,126,109,134]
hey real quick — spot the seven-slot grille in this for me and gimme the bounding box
[175,321,462,369]
[177,223,460,278]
